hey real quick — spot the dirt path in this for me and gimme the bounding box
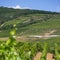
[0,30,60,41]
[46,53,54,60]
[34,52,42,60]
[0,35,60,41]
[44,30,56,36]
[34,52,55,60]
[28,30,60,39]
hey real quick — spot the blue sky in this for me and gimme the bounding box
[0,0,60,12]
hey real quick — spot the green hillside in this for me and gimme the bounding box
[0,7,60,37]
[0,7,60,60]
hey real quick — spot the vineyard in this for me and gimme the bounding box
[0,13,60,37]
[0,7,60,60]
[0,26,60,60]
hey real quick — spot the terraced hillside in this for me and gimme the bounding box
[0,7,60,37]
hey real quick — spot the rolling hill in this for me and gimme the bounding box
[0,7,60,37]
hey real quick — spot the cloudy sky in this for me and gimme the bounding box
[0,0,60,12]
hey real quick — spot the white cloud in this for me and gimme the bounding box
[13,5,21,9]
[11,5,31,9]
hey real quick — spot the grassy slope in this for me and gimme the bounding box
[0,14,60,37]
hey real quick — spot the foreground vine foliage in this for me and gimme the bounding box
[40,43,48,60]
[0,25,21,60]
[0,25,60,60]
[55,43,60,60]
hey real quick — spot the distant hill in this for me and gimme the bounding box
[0,7,60,37]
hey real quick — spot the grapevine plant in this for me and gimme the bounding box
[0,25,21,60]
[55,43,60,60]
[40,43,48,60]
